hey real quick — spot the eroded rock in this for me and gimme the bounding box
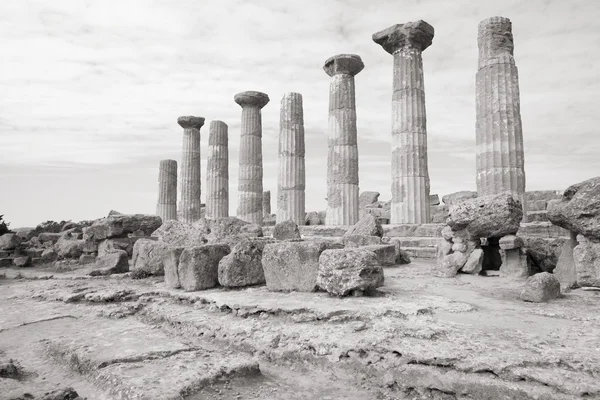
[345,214,383,238]
[317,248,384,296]
[218,238,275,287]
[178,244,230,291]
[272,220,301,241]
[91,250,129,276]
[520,272,561,302]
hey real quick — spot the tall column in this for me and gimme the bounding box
[205,120,229,219]
[156,159,177,222]
[234,91,270,225]
[177,116,204,224]
[476,17,527,220]
[323,54,364,226]
[263,191,271,218]
[373,20,434,224]
[277,92,306,224]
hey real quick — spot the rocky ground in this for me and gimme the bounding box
[1,260,599,400]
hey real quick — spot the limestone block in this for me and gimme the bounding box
[345,214,383,238]
[131,239,173,276]
[54,237,84,259]
[499,235,524,250]
[272,220,301,241]
[520,272,561,302]
[0,234,21,250]
[218,238,276,288]
[178,245,230,291]
[98,238,134,257]
[85,214,163,241]
[317,248,384,296]
[442,191,477,207]
[163,247,185,289]
[360,244,396,266]
[13,256,31,268]
[434,252,468,278]
[499,248,530,278]
[91,250,129,276]
[262,240,343,292]
[151,220,208,247]
[461,249,484,274]
[573,238,600,287]
[553,233,578,289]
[79,254,96,265]
[343,235,382,248]
[41,248,58,263]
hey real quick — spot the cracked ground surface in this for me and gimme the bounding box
[0,260,599,399]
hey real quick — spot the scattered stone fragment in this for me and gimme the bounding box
[553,233,578,288]
[345,214,384,238]
[447,193,523,238]
[434,252,468,278]
[461,249,484,274]
[131,239,173,276]
[573,237,600,288]
[178,244,230,291]
[38,232,62,244]
[218,238,276,287]
[151,220,207,247]
[360,244,396,266]
[13,256,31,268]
[41,248,58,263]
[54,236,84,259]
[520,272,561,302]
[272,219,301,240]
[163,247,185,289]
[262,240,343,292]
[317,248,384,296]
[84,214,162,241]
[98,238,134,257]
[91,250,129,276]
[79,254,96,265]
[0,233,22,250]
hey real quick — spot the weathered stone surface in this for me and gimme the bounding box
[547,177,600,240]
[499,235,524,250]
[98,238,134,257]
[41,248,58,263]
[79,254,96,265]
[151,220,207,247]
[54,237,84,259]
[201,217,263,245]
[553,233,578,288]
[461,248,484,274]
[434,252,468,278]
[163,247,185,289]
[131,239,173,276]
[359,191,380,208]
[345,214,383,238]
[305,211,322,225]
[40,387,83,400]
[26,248,44,258]
[91,250,129,276]
[262,241,343,292]
[437,239,453,259]
[500,248,530,278]
[38,232,62,243]
[521,236,565,273]
[520,272,561,303]
[573,238,600,287]
[84,214,162,241]
[317,248,384,296]
[343,235,382,248]
[360,244,396,266]
[430,204,449,223]
[178,245,230,291]
[447,193,523,238]
[429,194,440,206]
[272,220,301,241]
[0,258,12,268]
[13,256,31,268]
[218,238,275,287]
[442,191,478,207]
[0,233,21,250]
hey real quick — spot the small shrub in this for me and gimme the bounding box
[0,215,13,236]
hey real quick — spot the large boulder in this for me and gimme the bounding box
[54,236,84,259]
[131,239,173,276]
[178,245,231,291]
[520,272,561,303]
[90,250,129,276]
[84,214,162,241]
[447,193,523,238]
[151,220,208,247]
[218,238,276,287]
[0,233,21,250]
[345,214,383,238]
[573,237,600,287]
[442,191,478,206]
[547,177,600,240]
[97,238,134,257]
[272,220,301,241]
[317,248,384,296]
[262,240,343,292]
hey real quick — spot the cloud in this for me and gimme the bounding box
[0,0,599,226]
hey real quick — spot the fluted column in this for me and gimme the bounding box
[205,120,229,219]
[323,54,364,226]
[373,20,434,224]
[263,191,271,217]
[234,91,269,225]
[277,92,306,224]
[177,116,204,224]
[156,159,177,222]
[476,17,527,220]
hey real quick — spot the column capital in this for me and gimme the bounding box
[323,54,364,77]
[372,20,434,54]
[177,116,205,129]
[234,91,270,109]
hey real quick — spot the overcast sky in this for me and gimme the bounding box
[1,0,599,227]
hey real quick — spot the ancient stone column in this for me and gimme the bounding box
[205,120,229,220]
[277,92,306,225]
[476,17,527,220]
[263,191,271,218]
[323,54,364,226]
[373,20,434,224]
[177,116,204,224]
[234,91,270,225]
[156,159,177,222]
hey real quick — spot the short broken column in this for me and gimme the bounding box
[234,91,270,225]
[205,120,229,220]
[177,116,204,223]
[476,17,527,220]
[373,20,434,224]
[263,190,271,218]
[323,54,364,226]
[156,159,178,222]
[277,92,306,225]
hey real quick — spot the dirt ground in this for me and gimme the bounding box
[0,260,599,400]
